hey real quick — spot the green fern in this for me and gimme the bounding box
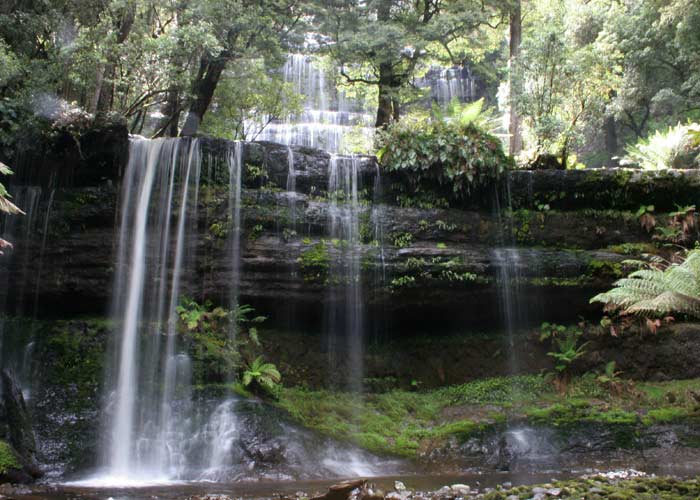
[242,356,281,392]
[590,250,700,318]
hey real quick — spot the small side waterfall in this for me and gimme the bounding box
[491,248,525,376]
[0,185,55,397]
[326,155,364,390]
[200,399,239,481]
[228,142,243,317]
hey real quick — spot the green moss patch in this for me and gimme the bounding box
[277,375,700,458]
[0,441,21,474]
[482,476,700,500]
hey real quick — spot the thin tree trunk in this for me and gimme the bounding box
[153,89,181,137]
[376,62,400,128]
[180,54,227,137]
[604,115,618,159]
[508,0,522,156]
[604,90,618,163]
[94,2,136,113]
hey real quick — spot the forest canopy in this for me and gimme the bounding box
[0,0,699,167]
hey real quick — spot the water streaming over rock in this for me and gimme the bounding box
[256,54,375,154]
[491,248,525,376]
[0,186,55,397]
[227,141,243,319]
[80,137,389,484]
[104,137,202,481]
[253,55,482,154]
[416,66,480,105]
[325,155,364,390]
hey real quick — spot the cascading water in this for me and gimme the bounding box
[416,66,479,105]
[255,55,481,154]
[0,185,54,397]
[227,141,243,318]
[102,137,202,482]
[326,155,363,391]
[491,248,525,376]
[256,54,374,154]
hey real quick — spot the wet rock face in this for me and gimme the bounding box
[422,423,700,473]
[3,130,694,326]
[0,183,635,329]
[0,369,42,482]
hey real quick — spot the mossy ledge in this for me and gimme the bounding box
[275,375,700,459]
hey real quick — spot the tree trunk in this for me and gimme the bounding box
[376,63,394,128]
[375,62,402,128]
[94,2,136,113]
[508,0,522,156]
[604,115,618,160]
[604,90,618,163]
[153,89,181,137]
[180,54,227,137]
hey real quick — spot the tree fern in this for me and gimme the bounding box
[591,250,700,318]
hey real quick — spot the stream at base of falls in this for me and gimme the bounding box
[10,465,700,500]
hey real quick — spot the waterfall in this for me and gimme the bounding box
[287,147,297,228]
[491,248,525,376]
[228,142,243,317]
[0,185,54,397]
[417,66,479,105]
[326,155,364,390]
[256,54,374,154]
[104,138,201,481]
[200,399,239,481]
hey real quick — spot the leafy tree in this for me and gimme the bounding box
[513,0,620,166]
[313,0,507,128]
[606,0,700,140]
[377,99,512,201]
[199,59,304,141]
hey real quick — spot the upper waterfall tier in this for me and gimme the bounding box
[254,54,483,153]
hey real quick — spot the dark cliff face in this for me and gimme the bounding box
[1,131,694,331]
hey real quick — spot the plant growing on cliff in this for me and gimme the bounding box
[376,108,511,201]
[177,298,267,384]
[540,322,588,392]
[0,161,24,254]
[242,356,281,397]
[590,250,700,319]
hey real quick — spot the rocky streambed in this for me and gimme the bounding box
[3,470,700,499]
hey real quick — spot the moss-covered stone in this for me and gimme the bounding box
[481,476,700,500]
[0,441,21,475]
[275,375,700,459]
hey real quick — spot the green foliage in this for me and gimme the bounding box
[298,242,330,283]
[623,123,700,170]
[377,116,511,201]
[0,161,22,217]
[590,250,700,318]
[539,322,588,374]
[0,441,20,474]
[391,232,413,248]
[389,275,417,290]
[45,319,108,397]
[513,0,620,166]
[278,374,700,458]
[242,356,282,396]
[176,298,266,384]
[201,59,304,141]
[483,476,700,500]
